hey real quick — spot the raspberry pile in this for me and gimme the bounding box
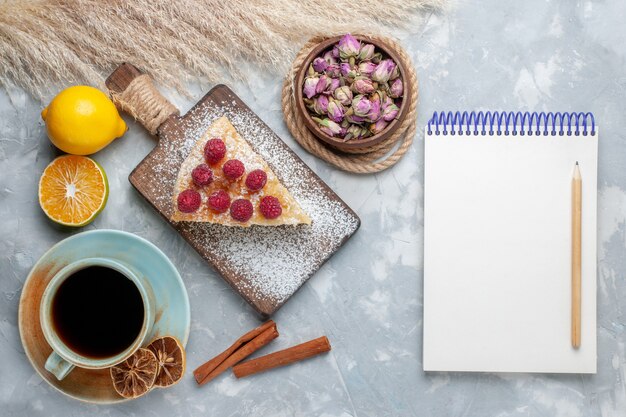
[178,136,284,221]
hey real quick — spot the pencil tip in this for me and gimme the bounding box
[576,161,579,165]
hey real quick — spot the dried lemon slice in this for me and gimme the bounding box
[146,336,186,388]
[110,348,158,399]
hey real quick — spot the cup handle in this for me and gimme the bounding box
[45,351,75,380]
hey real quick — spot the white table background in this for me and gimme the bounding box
[1,0,625,416]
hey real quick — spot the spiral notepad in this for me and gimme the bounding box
[423,112,597,373]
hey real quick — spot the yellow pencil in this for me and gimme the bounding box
[572,162,582,349]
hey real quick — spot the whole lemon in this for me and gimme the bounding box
[41,86,127,155]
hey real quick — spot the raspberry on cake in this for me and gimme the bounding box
[208,190,231,213]
[191,164,213,187]
[259,196,282,219]
[171,116,311,227]
[204,138,226,165]
[245,169,267,191]
[223,159,245,180]
[230,199,253,222]
[177,189,201,213]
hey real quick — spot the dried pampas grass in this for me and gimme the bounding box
[0,0,444,99]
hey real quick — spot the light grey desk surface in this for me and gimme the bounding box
[1,0,625,415]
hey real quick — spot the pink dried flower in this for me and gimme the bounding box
[312,117,343,136]
[327,77,341,93]
[312,57,328,72]
[382,103,400,121]
[315,74,331,94]
[369,118,389,134]
[327,99,345,123]
[366,97,381,122]
[340,63,357,79]
[351,76,375,94]
[311,95,329,114]
[346,114,365,124]
[344,124,368,140]
[358,44,375,61]
[325,64,341,78]
[371,59,396,83]
[389,78,403,98]
[323,50,337,65]
[333,86,352,105]
[303,76,319,99]
[358,61,377,76]
[352,94,372,117]
[390,64,400,80]
[337,33,361,59]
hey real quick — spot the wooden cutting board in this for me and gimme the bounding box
[106,64,360,316]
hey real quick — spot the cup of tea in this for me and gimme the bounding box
[40,257,155,380]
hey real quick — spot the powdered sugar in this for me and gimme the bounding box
[148,93,359,310]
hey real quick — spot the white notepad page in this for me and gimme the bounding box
[423,129,598,373]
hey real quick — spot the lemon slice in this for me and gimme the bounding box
[146,336,186,388]
[110,348,158,399]
[38,155,108,227]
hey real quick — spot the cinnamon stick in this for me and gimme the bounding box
[193,320,277,385]
[233,336,331,379]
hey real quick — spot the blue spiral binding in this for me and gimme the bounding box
[426,111,596,137]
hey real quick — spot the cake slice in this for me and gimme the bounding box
[171,116,311,227]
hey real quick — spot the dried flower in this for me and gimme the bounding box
[337,33,360,59]
[366,97,381,122]
[345,113,366,124]
[315,74,331,94]
[380,94,394,111]
[328,77,341,93]
[303,76,319,99]
[389,78,403,98]
[332,45,340,59]
[340,63,357,79]
[371,52,383,64]
[382,103,399,121]
[323,50,337,65]
[369,118,389,134]
[371,59,396,83]
[344,124,367,141]
[333,86,352,105]
[312,117,343,137]
[312,57,328,72]
[325,64,341,78]
[351,76,375,94]
[312,94,329,114]
[352,94,372,117]
[358,61,376,76]
[358,44,375,61]
[390,64,400,80]
[327,99,345,123]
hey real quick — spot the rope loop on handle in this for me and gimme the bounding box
[110,74,179,135]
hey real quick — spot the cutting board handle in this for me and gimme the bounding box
[105,63,180,136]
